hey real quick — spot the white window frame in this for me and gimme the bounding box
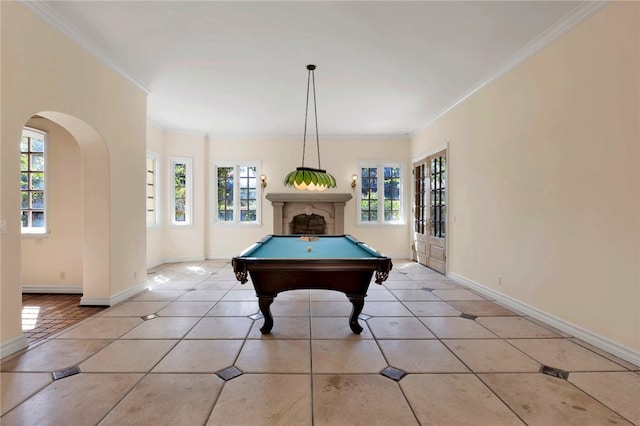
[212,161,262,226]
[21,127,49,236]
[146,151,162,228]
[356,162,406,226]
[169,156,193,226]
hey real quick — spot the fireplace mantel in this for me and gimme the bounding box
[266,193,353,204]
[266,192,352,234]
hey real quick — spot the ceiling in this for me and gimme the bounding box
[26,1,604,138]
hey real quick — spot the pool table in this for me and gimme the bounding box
[232,234,393,334]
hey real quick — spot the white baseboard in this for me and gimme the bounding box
[80,281,148,306]
[448,272,640,367]
[147,256,205,270]
[147,256,207,270]
[159,256,205,264]
[0,334,28,360]
[146,259,164,270]
[206,255,232,260]
[22,285,83,294]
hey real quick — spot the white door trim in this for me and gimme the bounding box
[411,144,449,275]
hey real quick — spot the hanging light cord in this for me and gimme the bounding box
[311,69,321,170]
[301,64,322,170]
[301,68,311,168]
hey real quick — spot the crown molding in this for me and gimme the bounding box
[150,119,411,140]
[18,0,152,95]
[413,0,611,135]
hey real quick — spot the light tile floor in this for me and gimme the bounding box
[2,260,639,425]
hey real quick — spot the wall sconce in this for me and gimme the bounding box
[260,175,267,189]
[351,174,357,190]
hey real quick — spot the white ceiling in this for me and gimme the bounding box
[26,1,605,137]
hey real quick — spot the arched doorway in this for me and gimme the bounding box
[2,112,112,357]
[37,112,111,304]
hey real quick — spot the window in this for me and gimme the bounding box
[357,162,405,225]
[429,154,446,238]
[170,157,192,225]
[146,152,162,227]
[21,128,47,234]
[213,162,261,225]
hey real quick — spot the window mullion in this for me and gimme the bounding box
[170,157,191,226]
[378,165,384,223]
[234,165,240,224]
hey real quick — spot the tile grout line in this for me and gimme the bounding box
[308,290,316,426]
[400,273,532,425]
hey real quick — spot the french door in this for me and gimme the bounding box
[413,149,447,274]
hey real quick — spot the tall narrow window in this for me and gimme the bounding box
[170,157,192,225]
[414,162,428,235]
[430,155,446,238]
[217,166,234,221]
[383,166,402,221]
[360,167,378,222]
[239,166,258,222]
[213,162,261,225]
[146,152,161,226]
[21,128,47,233]
[357,163,404,225]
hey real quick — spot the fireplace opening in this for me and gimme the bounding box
[291,213,326,235]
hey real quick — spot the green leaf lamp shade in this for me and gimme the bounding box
[284,167,337,191]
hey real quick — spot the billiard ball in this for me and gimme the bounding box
[307,246,312,252]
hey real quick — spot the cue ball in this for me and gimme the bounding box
[307,246,312,252]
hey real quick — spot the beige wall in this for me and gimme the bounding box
[146,132,411,263]
[162,132,207,261]
[146,125,164,267]
[1,2,147,356]
[21,118,83,289]
[412,2,639,352]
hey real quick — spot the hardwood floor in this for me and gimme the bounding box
[21,293,105,344]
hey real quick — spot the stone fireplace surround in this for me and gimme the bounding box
[265,193,352,235]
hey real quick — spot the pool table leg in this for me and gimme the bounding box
[258,296,274,334]
[347,296,364,334]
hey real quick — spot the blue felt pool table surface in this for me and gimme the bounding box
[241,234,384,259]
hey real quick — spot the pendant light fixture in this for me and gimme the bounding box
[284,65,337,191]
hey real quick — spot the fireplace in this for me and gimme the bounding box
[292,214,326,234]
[265,193,352,235]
